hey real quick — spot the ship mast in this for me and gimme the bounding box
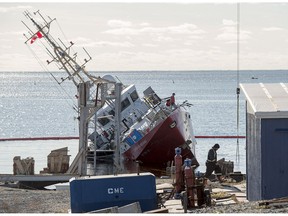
[22,10,123,175]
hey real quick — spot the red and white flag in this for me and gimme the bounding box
[30,31,43,44]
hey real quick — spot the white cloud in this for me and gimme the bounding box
[167,23,201,34]
[222,19,237,26]
[72,37,92,43]
[187,35,203,40]
[216,31,251,44]
[68,37,95,47]
[1,3,288,71]
[107,20,132,28]
[103,23,205,36]
[76,40,134,48]
[140,22,150,27]
[240,30,252,41]
[0,31,23,36]
[238,51,288,70]
[262,27,284,31]
[103,27,139,35]
[0,6,32,13]
[142,43,158,47]
[216,32,235,41]
[0,44,12,49]
[216,19,251,44]
[155,36,175,42]
[0,52,43,71]
[183,40,199,46]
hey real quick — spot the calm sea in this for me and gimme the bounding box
[1,70,288,174]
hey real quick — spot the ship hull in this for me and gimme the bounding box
[123,107,199,168]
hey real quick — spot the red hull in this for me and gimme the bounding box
[123,108,198,168]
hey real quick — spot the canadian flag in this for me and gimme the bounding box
[30,31,43,44]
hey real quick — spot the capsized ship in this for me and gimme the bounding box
[22,10,199,174]
[88,75,199,168]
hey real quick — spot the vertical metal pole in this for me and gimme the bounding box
[114,82,123,174]
[236,2,241,164]
[94,115,97,175]
[78,82,89,176]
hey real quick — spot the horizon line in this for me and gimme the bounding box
[1,69,288,73]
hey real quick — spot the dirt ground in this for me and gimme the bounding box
[0,185,70,213]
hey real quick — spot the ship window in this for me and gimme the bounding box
[130,90,139,102]
[121,98,131,111]
[98,117,110,126]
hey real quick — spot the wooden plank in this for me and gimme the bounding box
[88,206,118,213]
[13,157,34,175]
[144,208,169,213]
[118,202,142,213]
[156,183,173,190]
[0,174,77,182]
[14,159,25,174]
[66,148,84,174]
[163,199,184,213]
[89,202,142,213]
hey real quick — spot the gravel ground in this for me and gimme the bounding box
[1,182,288,213]
[0,186,70,213]
[191,201,288,213]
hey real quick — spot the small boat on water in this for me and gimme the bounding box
[22,10,199,174]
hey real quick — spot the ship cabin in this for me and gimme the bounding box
[88,82,165,151]
[91,84,149,145]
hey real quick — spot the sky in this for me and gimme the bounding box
[1,1,288,71]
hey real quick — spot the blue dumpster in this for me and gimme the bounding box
[70,172,157,213]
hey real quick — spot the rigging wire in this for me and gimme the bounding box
[25,41,79,115]
[55,18,99,98]
[236,2,241,164]
[56,18,101,83]
[55,19,85,69]
[35,23,79,110]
